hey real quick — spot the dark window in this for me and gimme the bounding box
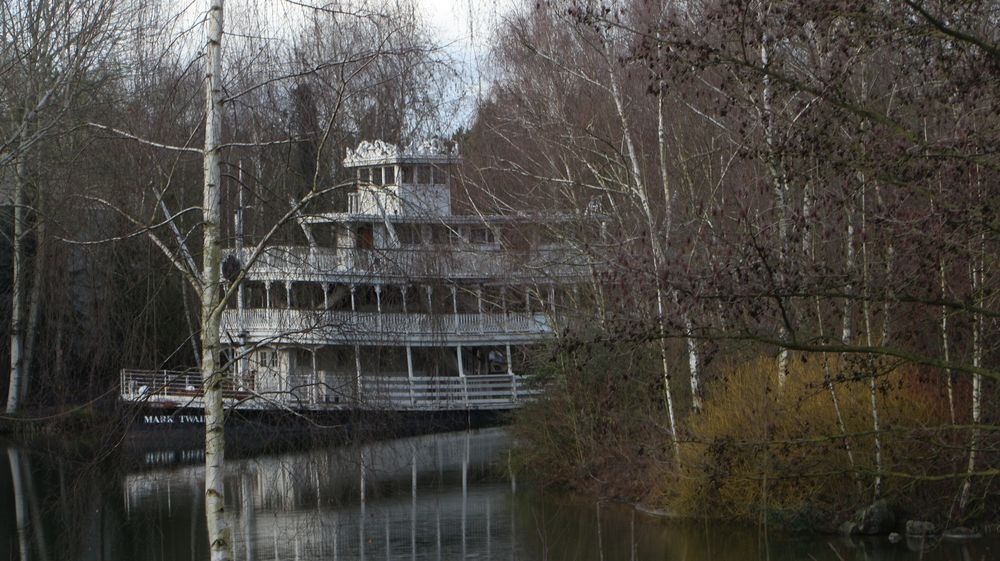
[357,225,374,249]
[385,166,396,184]
[398,224,422,245]
[470,227,495,244]
[402,165,414,183]
[432,166,447,184]
[359,168,369,183]
[418,165,431,184]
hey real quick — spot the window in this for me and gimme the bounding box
[257,350,278,368]
[359,168,370,183]
[417,165,431,184]
[398,224,422,245]
[432,165,447,184]
[470,227,495,244]
[402,165,414,183]
[372,167,383,186]
[384,166,396,184]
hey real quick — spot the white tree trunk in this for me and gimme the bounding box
[959,245,984,514]
[202,1,232,559]
[758,10,790,389]
[940,258,955,424]
[7,154,27,414]
[657,87,702,411]
[860,182,884,500]
[605,40,681,464]
[656,286,682,466]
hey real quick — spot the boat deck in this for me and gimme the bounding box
[120,369,541,412]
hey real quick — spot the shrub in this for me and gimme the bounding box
[660,354,959,527]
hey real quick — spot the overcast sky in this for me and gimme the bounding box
[165,0,518,131]
[418,0,518,128]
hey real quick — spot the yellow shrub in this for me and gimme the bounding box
[662,354,954,525]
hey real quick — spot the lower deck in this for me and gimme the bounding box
[120,369,540,413]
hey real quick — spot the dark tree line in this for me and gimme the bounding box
[470,0,1000,525]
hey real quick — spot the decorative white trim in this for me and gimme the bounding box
[343,138,460,167]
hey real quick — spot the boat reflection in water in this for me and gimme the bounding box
[124,428,517,560]
[4,428,998,561]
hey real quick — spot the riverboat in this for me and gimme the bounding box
[120,139,589,427]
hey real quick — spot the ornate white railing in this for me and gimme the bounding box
[120,369,541,412]
[223,246,585,280]
[220,309,552,343]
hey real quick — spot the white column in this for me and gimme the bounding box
[285,281,292,309]
[477,286,484,333]
[456,346,465,378]
[401,285,408,313]
[322,282,330,309]
[311,349,318,404]
[350,284,356,311]
[265,281,272,309]
[375,285,382,313]
[506,344,514,375]
[451,285,458,314]
[354,345,362,402]
[425,285,433,313]
[406,346,414,379]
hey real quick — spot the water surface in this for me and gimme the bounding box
[0,428,995,560]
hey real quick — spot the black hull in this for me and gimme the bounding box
[121,402,512,466]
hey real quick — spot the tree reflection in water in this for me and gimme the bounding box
[0,429,997,561]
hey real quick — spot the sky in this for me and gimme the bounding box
[164,0,518,131]
[417,0,518,128]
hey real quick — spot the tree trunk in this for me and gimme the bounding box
[605,39,681,465]
[657,85,701,412]
[940,257,955,424]
[860,181,884,500]
[959,240,984,515]
[20,212,44,407]
[7,154,27,414]
[201,1,232,559]
[757,4,791,389]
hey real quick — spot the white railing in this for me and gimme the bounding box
[220,309,551,341]
[120,369,541,412]
[222,245,587,279]
[225,247,341,274]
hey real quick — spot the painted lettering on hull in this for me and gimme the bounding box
[143,414,205,424]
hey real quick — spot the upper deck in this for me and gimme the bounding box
[225,138,595,284]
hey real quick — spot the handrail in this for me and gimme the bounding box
[220,309,551,338]
[221,245,588,279]
[120,369,540,411]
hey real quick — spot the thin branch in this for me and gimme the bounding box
[87,123,204,154]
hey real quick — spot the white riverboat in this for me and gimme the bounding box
[120,139,589,423]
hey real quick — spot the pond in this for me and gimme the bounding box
[0,427,994,560]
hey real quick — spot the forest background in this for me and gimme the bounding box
[2,0,999,533]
